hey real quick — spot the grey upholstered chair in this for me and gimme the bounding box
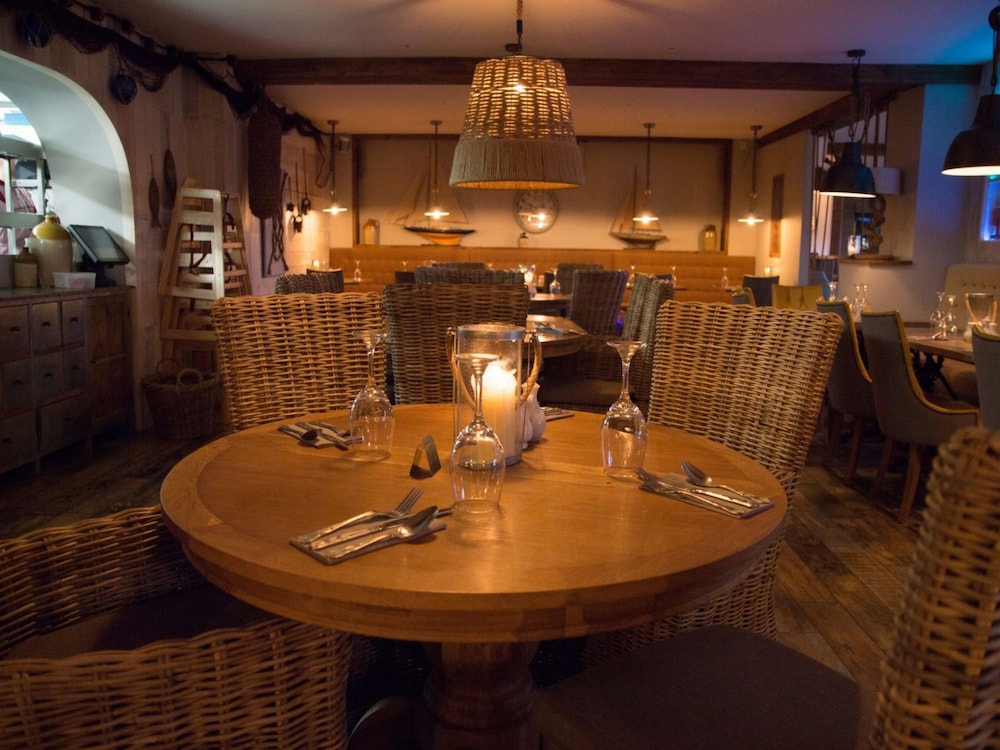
[972,325,1000,429]
[817,299,880,485]
[741,274,778,306]
[861,310,979,522]
[536,425,1000,750]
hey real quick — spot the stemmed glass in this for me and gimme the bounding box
[945,294,960,338]
[930,291,947,339]
[966,292,997,336]
[601,340,648,479]
[349,327,394,461]
[720,267,730,289]
[353,259,363,283]
[451,353,505,514]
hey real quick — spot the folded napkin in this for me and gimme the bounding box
[640,473,773,519]
[278,424,348,450]
[290,515,446,565]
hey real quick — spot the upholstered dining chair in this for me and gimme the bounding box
[741,274,778,306]
[535,425,1000,750]
[861,310,979,523]
[0,506,353,750]
[566,269,628,335]
[579,301,842,664]
[382,282,529,404]
[817,299,881,485]
[211,292,383,431]
[773,283,823,310]
[539,273,674,414]
[972,325,1000,428]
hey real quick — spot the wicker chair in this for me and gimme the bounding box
[0,507,352,750]
[382,282,529,404]
[580,301,842,665]
[818,299,881,485]
[539,274,674,413]
[413,266,524,284]
[566,269,628,336]
[211,292,383,430]
[973,325,1000,428]
[861,310,979,522]
[274,269,345,294]
[554,262,603,294]
[536,426,1000,750]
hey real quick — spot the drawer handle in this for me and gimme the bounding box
[41,321,52,327]
[43,372,54,379]
[13,379,23,386]
[70,317,79,323]
[9,325,19,333]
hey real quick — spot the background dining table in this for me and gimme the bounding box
[160,404,786,749]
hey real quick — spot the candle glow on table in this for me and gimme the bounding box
[481,360,517,457]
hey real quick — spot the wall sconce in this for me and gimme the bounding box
[738,125,764,225]
[943,4,1000,175]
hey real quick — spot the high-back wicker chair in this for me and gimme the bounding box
[566,269,628,336]
[973,325,1000,429]
[382,282,529,404]
[211,292,383,430]
[817,299,881,485]
[537,425,1000,750]
[861,310,979,522]
[414,266,524,284]
[0,506,352,750]
[554,262,604,294]
[580,301,842,665]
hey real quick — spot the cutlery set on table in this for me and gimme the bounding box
[638,461,774,518]
[290,488,450,565]
[277,421,361,450]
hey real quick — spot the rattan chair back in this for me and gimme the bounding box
[582,301,842,663]
[211,292,383,430]
[414,266,525,284]
[973,326,1000,429]
[871,426,1000,747]
[274,269,345,294]
[555,263,603,294]
[383,283,530,404]
[0,506,352,749]
[568,270,628,335]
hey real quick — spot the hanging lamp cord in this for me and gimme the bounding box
[506,0,524,53]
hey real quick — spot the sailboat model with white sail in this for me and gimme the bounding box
[609,166,668,249]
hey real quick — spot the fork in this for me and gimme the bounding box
[637,468,758,509]
[297,488,423,546]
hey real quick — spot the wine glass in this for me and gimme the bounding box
[720,267,730,289]
[601,340,648,479]
[353,259,363,283]
[349,327,393,461]
[670,265,678,286]
[966,292,997,336]
[451,353,505,515]
[945,294,959,338]
[826,280,839,301]
[930,291,947,339]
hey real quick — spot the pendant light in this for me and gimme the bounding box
[738,125,764,225]
[819,50,876,198]
[449,0,584,190]
[632,123,659,223]
[322,120,348,215]
[943,4,1000,175]
[424,120,450,220]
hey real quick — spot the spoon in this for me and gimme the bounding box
[680,461,766,501]
[331,506,439,558]
[279,424,319,442]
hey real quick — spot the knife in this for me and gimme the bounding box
[310,508,436,550]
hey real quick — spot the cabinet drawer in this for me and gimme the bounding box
[39,394,90,454]
[0,305,30,360]
[0,411,37,474]
[89,295,128,360]
[63,346,88,392]
[61,298,86,346]
[32,352,62,402]
[1,358,33,413]
[31,302,61,350]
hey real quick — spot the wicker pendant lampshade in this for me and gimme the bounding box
[449,3,584,190]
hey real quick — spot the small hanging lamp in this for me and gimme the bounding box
[819,50,876,198]
[322,120,348,215]
[449,0,584,190]
[738,125,764,225]
[424,121,450,220]
[633,123,659,223]
[943,4,1000,175]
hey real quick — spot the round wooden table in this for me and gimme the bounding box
[161,404,785,749]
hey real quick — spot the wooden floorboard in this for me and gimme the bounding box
[0,417,924,709]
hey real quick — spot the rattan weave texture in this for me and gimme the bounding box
[871,426,1000,748]
[582,301,842,663]
[211,292,383,431]
[0,507,351,750]
[382,283,529,404]
[567,270,628,336]
[413,267,524,284]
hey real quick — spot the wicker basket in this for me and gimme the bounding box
[142,361,217,439]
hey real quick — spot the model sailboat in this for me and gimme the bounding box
[609,166,668,249]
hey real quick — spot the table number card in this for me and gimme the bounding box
[410,435,442,478]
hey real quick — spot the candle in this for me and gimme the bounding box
[481,360,517,456]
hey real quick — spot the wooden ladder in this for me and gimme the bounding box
[158,181,251,365]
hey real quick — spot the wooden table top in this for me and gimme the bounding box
[526,314,586,358]
[906,325,975,364]
[161,405,786,644]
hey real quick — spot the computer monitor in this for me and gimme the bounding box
[65,225,129,286]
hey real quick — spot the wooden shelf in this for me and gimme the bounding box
[830,255,912,266]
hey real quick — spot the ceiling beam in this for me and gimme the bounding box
[234,57,982,91]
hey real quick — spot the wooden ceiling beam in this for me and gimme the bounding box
[234,56,982,90]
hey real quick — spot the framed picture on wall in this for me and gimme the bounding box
[769,174,783,258]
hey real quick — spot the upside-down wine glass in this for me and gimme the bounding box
[349,327,393,461]
[930,291,947,340]
[451,353,505,514]
[601,340,648,479]
[966,292,997,337]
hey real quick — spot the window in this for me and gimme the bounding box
[0,91,45,254]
